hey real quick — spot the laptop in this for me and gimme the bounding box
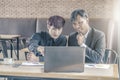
[44,46,85,73]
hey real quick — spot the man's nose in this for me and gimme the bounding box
[53,30,59,34]
[76,25,81,29]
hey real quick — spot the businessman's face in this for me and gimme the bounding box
[48,26,63,39]
[72,15,89,35]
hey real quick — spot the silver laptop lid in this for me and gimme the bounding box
[44,47,85,73]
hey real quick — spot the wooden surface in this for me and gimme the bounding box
[0,61,119,80]
[0,34,20,39]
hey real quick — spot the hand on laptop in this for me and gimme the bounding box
[27,52,39,62]
[37,46,44,56]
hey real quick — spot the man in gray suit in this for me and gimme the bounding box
[68,9,106,63]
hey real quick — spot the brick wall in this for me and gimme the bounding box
[0,0,114,18]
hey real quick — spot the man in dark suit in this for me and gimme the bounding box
[68,9,106,63]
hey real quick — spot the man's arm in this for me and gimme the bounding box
[28,33,41,56]
[85,33,106,63]
[28,33,44,62]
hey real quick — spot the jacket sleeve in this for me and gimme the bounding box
[28,33,41,56]
[86,33,106,63]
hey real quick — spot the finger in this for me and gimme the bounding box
[41,53,44,56]
[27,55,30,61]
[29,52,34,54]
[27,53,31,59]
[29,53,34,57]
[77,35,82,40]
[27,53,33,61]
[38,46,44,50]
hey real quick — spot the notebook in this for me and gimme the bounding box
[44,46,85,73]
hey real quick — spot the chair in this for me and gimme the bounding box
[0,40,8,58]
[103,48,118,64]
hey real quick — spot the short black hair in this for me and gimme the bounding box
[48,15,65,29]
[71,9,88,22]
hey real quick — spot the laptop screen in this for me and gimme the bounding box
[44,46,85,73]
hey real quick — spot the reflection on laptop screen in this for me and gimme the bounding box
[44,47,85,73]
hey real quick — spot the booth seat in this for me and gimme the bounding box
[0,18,117,60]
[0,18,36,49]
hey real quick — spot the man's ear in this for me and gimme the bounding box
[86,18,89,23]
[47,21,50,29]
[47,25,49,29]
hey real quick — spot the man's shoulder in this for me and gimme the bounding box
[59,35,67,40]
[92,28,105,38]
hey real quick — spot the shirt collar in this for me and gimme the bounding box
[84,28,90,38]
[52,35,62,42]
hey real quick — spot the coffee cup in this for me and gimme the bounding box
[4,58,14,64]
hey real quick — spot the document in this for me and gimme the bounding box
[85,64,110,69]
[95,64,110,69]
[22,61,43,66]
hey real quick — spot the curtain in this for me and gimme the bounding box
[118,22,120,80]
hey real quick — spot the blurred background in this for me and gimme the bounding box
[0,0,119,78]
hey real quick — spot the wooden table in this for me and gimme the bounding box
[0,34,21,60]
[0,61,119,80]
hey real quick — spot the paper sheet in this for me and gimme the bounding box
[22,61,43,66]
[85,64,110,69]
[95,64,110,69]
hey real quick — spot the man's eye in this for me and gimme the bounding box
[58,28,62,30]
[52,28,56,30]
[78,22,83,24]
[73,23,76,25]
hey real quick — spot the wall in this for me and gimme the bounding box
[0,0,114,18]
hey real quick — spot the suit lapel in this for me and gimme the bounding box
[85,28,94,47]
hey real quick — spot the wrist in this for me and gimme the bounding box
[80,43,87,47]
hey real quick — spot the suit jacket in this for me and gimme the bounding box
[68,28,106,63]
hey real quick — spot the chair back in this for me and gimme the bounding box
[103,49,118,64]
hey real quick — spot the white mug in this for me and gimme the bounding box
[4,58,14,64]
